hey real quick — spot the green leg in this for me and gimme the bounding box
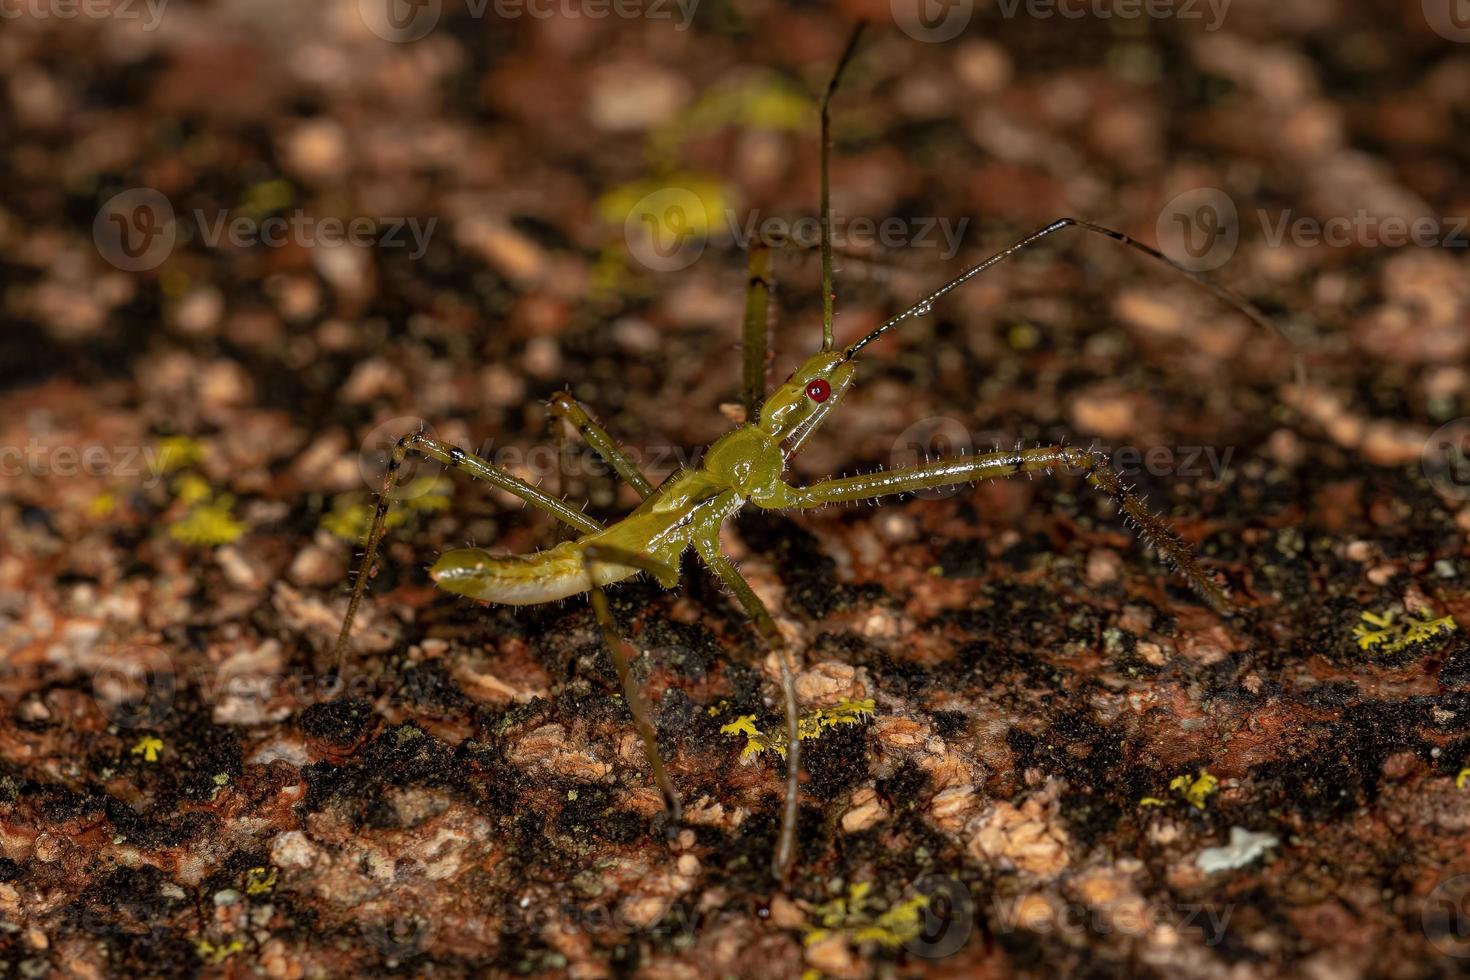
[741,245,772,424]
[331,431,604,677]
[549,391,655,499]
[579,543,683,829]
[781,444,1229,610]
[689,495,804,880]
[818,24,866,352]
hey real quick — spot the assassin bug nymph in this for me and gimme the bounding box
[332,26,1290,880]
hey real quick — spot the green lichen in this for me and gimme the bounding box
[130,735,164,763]
[245,866,277,896]
[1354,608,1458,655]
[1170,770,1219,810]
[169,495,245,546]
[320,478,451,542]
[804,880,930,951]
[195,938,244,964]
[720,697,877,759]
[596,173,730,237]
[156,435,205,474]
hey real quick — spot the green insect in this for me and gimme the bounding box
[332,26,1287,880]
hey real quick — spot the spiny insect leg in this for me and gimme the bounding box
[692,531,803,880]
[580,544,684,832]
[548,391,655,499]
[787,445,1230,610]
[330,431,603,678]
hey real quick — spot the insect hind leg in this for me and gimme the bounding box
[579,544,684,833]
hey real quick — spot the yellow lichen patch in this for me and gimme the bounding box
[130,735,164,763]
[245,866,277,896]
[596,173,729,238]
[1138,796,1169,808]
[169,495,245,546]
[1354,608,1458,655]
[320,479,451,542]
[238,178,295,219]
[195,938,244,964]
[1169,770,1220,810]
[156,436,205,474]
[172,472,213,506]
[720,698,877,759]
[1456,768,1470,790]
[86,491,116,519]
[647,74,812,168]
[804,880,930,952]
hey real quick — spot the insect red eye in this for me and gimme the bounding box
[806,379,831,402]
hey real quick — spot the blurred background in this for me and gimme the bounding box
[3,0,1470,976]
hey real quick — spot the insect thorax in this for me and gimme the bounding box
[703,427,785,498]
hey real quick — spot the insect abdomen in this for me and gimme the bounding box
[429,541,634,605]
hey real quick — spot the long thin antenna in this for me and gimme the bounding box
[843,216,1307,394]
[820,23,865,352]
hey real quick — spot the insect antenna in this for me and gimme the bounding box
[819,22,865,352]
[842,217,1307,395]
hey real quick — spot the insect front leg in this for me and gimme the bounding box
[689,494,804,880]
[579,543,684,833]
[783,445,1230,610]
[331,431,604,678]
